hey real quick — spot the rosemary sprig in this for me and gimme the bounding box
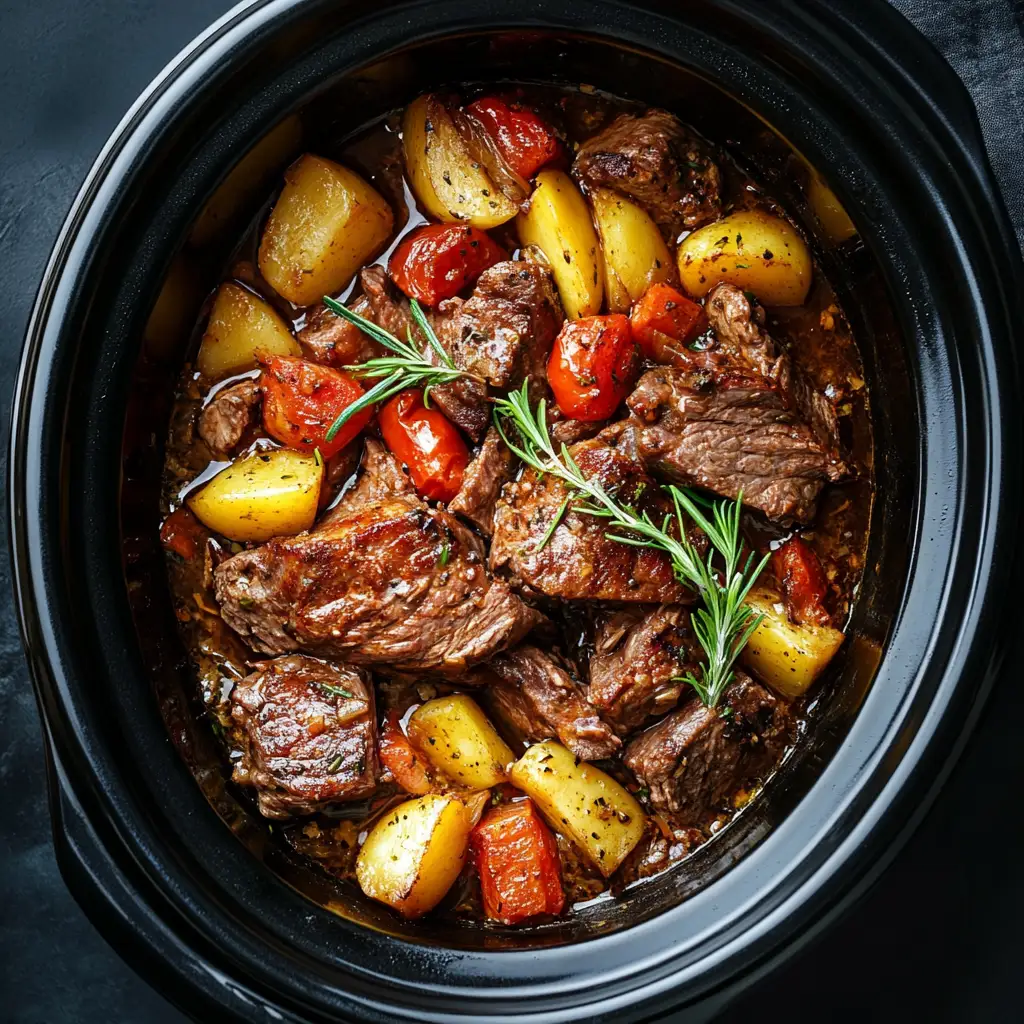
[321,294,482,442]
[492,382,768,707]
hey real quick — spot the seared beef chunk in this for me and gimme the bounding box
[624,673,792,825]
[448,427,516,535]
[589,605,699,734]
[352,266,491,440]
[334,438,412,512]
[484,645,620,760]
[439,261,563,389]
[215,495,544,674]
[490,436,689,603]
[573,110,721,239]
[298,292,382,367]
[627,367,841,524]
[198,378,260,456]
[704,283,843,456]
[549,415,607,446]
[230,655,377,818]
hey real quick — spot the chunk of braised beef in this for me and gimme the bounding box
[297,292,383,367]
[448,427,516,535]
[439,261,563,389]
[489,435,690,603]
[626,367,841,525]
[588,605,700,734]
[230,654,377,819]
[214,494,545,675]
[623,673,792,826]
[482,645,620,761]
[573,109,721,239]
[198,378,260,456]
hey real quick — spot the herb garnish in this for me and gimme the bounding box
[318,682,354,699]
[322,294,485,442]
[493,382,767,707]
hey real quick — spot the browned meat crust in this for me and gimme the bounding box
[627,367,841,524]
[214,494,545,675]
[623,673,792,825]
[230,654,377,818]
[483,645,620,760]
[489,436,690,603]
[588,605,699,734]
[439,261,563,389]
[448,427,516,535]
[198,378,260,456]
[573,109,721,239]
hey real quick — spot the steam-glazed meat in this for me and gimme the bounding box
[357,266,491,440]
[198,378,259,455]
[573,110,721,238]
[230,655,377,818]
[624,673,792,825]
[332,438,412,514]
[214,495,544,674]
[703,283,843,456]
[439,261,563,389]
[489,436,689,603]
[483,645,620,760]
[588,605,699,734]
[448,427,515,535]
[627,368,842,524]
[297,293,382,366]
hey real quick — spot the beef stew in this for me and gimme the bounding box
[159,82,871,929]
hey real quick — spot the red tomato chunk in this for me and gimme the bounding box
[630,282,709,361]
[378,389,470,503]
[471,800,566,925]
[259,355,372,459]
[465,96,561,180]
[772,536,831,627]
[547,314,640,421]
[160,506,207,561]
[388,224,507,306]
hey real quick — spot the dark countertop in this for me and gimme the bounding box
[1,2,1021,1021]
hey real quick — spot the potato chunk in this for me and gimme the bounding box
[403,94,518,230]
[677,209,812,306]
[590,188,675,313]
[407,695,514,790]
[196,282,301,380]
[509,740,645,876]
[258,154,394,306]
[741,587,845,698]
[517,170,603,319]
[187,448,322,543]
[356,794,471,918]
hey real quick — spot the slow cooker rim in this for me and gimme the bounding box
[9,0,1022,1021]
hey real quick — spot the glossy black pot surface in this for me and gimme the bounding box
[9,1,1023,1021]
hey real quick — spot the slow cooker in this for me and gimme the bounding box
[9,0,1022,1020]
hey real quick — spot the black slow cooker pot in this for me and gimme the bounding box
[9,0,1023,1020]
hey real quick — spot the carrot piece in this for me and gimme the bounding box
[629,282,708,361]
[378,709,434,795]
[772,536,831,626]
[470,799,565,925]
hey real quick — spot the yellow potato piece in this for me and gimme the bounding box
[740,587,845,699]
[677,209,812,306]
[402,94,517,230]
[590,188,675,313]
[408,695,514,790]
[510,740,645,877]
[196,282,300,381]
[356,795,471,918]
[187,448,323,543]
[258,154,394,306]
[517,170,603,319]
[190,115,303,248]
[806,172,857,246]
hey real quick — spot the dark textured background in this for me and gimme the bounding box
[1,1,1022,1021]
